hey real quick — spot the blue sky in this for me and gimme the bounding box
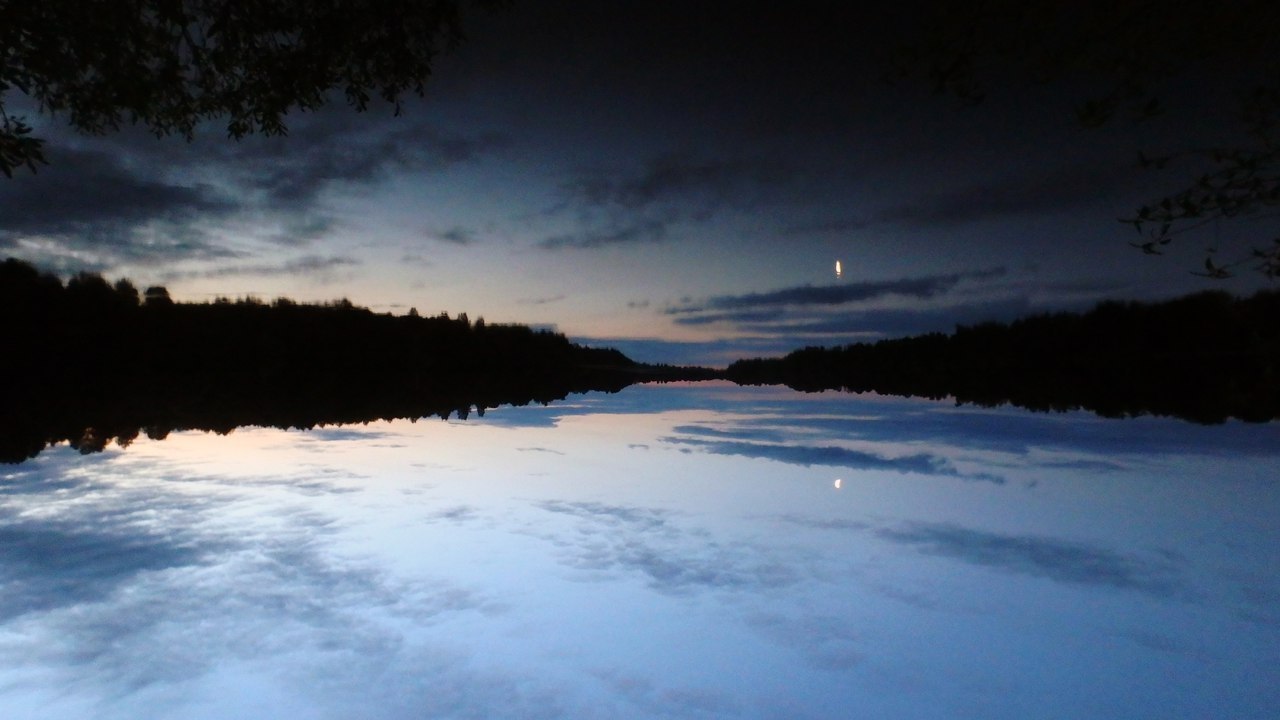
[1,1,1275,365]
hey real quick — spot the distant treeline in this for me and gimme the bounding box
[0,258,683,462]
[725,290,1280,424]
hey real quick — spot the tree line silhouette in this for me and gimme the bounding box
[5,256,1277,461]
[725,290,1280,424]
[0,258,709,462]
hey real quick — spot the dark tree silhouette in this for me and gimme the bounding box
[0,258,708,462]
[726,290,1280,424]
[0,0,502,176]
[895,0,1280,277]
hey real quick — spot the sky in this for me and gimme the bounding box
[2,1,1276,365]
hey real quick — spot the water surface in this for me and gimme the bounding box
[1,383,1276,719]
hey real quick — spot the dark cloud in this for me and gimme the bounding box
[660,272,1136,351]
[708,297,1041,337]
[539,153,793,250]
[0,146,242,271]
[561,155,791,212]
[663,435,1004,483]
[875,522,1184,596]
[669,268,1007,315]
[159,254,360,282]
[433,225,477,245]
[537,217,668,250]
[863,164,1125,229]
[228,120,508,210]
[0,147,236,237]
[268,214,340,247]
[518,294,566,306]
[0,111,508,275]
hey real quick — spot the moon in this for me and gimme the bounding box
[833,478,842,489]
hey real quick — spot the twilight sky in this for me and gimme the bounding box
[2,1,1275,365]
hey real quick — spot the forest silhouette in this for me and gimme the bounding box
[4,257,1278,461]
[0,258,712,462]
[726,290,1280,424]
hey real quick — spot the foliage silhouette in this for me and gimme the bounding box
[0,258,706,462]
[726,290,1280,424]
[0,0,502,176]
[894,0,1280,276]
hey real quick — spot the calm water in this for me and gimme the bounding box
[1,382,1277,719]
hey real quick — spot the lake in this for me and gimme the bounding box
[1,381,1276,719]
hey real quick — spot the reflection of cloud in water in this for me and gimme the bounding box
[422,505,481,523]
[774,513,1187,599]
[296,427,398,443]
[533,501,800,595]
[663,435,1005,484]
[0,519,207,623]
[875,523,1184,597]
[590,668,743,719]
[745,612,863,670]
[516,446,566,455]
[670,424,789,443]
[0,452,513,718]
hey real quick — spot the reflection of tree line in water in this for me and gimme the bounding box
[0,258,711,462]
[725,290,1280,424]
[3,257,1278,461]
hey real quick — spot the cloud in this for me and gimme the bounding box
[432,225,477,245]
[538,153,793,250]
[267,214,340,247]
[158,254,360,282]
[875,522,1184,596]
[227,120,508,210]
[700,297,1038,337]
[669,268,1007,315]
[537,218,668,250]
[561,155,789,211]
[785,163,1122,236]
[0,146,242,272]
[0,147,236,237]
[867,165,1120,228]
[518,294,566,306]
[657,270,1134,352]
[0,111,508,274]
